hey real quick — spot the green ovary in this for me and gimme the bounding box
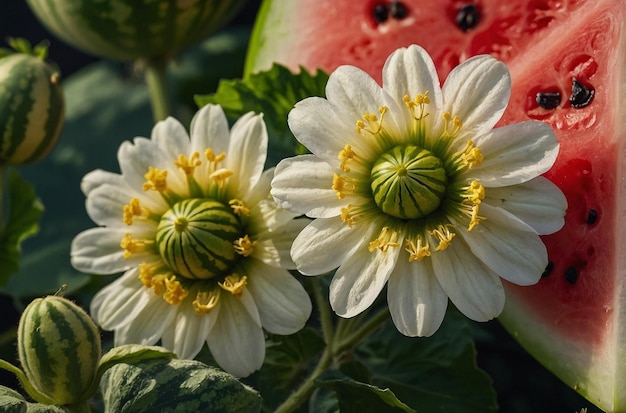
[370,145,447,220]
[156,199,242,279]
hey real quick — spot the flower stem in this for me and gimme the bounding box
[310,278,334,346]
[0,164,6,230]
[335,308,390,354]
[143,55,172,122]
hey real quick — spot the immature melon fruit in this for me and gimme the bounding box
[246,0,626,410]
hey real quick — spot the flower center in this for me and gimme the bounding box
[370,145,447,220]
[156,199,242,279]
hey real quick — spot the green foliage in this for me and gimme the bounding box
[195,63,329,166]
[0,169,43,285]
[0,385,66,413]
[100,357,262,413]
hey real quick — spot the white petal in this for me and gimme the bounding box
[431,236,505,322]
[387,256,448,337]
[244,259,311,334]
[467,121,559,186]
[114,296,176,346]
[454,203,547,286]
[442,55,510,139]
[382,45,443,134]
[190,104,230,154]
[291,216,376,275]
[151,117,190,161]
[81,169,122,196]
[226,112,268,196]
[71,227,159,275]
[166,308,212,360]
[271,155,345,217]
[330,236,402,318]
[253,218,310,269]
[244,168,273,209]
[485,177,567,235]
[90,269,153,330]
[207,293,265,377]
[248,196,301,236]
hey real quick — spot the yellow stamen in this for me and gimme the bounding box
[338,144,356,173]
[193,289,220,314]
[468,204,485,231]
[442,112,462,137]
[404,91,430,120]
[466,180,485,205]
[368,226,400,253]
[120,233,152,258]
[210,168,233,186]
[138,262,155,287]
[229,198,250,216]
[174,152,201,175]
[163,275,188,305]
[219,274,247,297]
[356,106,388,135]
[234,235,255,257]
[123,198,150,225]
[405,237,431,262]
[205,148,226,164]
[143,167,168,192]
[460,140,484,169]
[332,173,357,199]
[429,225,455,251]
[340,204,356,227]
[151,274,167,296]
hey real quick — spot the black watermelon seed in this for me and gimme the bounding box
[373,3,389,23]
[536,91,561,109]
[570,78,595,108]
[456,4,481,32]
[564,267,578,284]
[541,261,554,278]
[389,1,408,19]
[587,209,598,225]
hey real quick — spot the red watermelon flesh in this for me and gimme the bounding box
[246,0,626,410]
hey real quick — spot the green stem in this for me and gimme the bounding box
[0,359,56,405]
[336,308,390,354]
[309,278,334,346]
[143,55,172,122]
[0,164,6,230]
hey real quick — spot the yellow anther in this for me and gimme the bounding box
[405,237,431,262]
[234,235,255,257]
[338,144,356,173]
[368,226,400,253]
[174,152,201,175]
[193,289,220,314]
[205,148,226,164]
[466,180,485,205]
[163,275,188,305]
[340,204,356,227]
[460,140,484,169]
[356,106,388,135]
[468,204,485,231]
[219,274,247,297]
[143,167,168,192]
[442,112,462,137]
[229,198,250,216]
[210,168,234,185]
[138,262,155,287]
[151,274,167,296]
[120,233,152,258]
[123,198,149,225]
[332,173,357,199]
[404,91,430,120]
[429,225,455,251]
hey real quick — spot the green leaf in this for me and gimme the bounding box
[0,169,44,285]
[355,309,498,413]
[98,344,176,375]
[256,327,326,411]
[0,385,66,413]
[195,63,329,166]
[100,357,261,413]
[315,370,415,413]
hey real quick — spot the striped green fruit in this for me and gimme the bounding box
[17,296,101,405]
[370,145,447,220]
[0,53,64,165]
[26,0,247,60]
[156,199,242,279]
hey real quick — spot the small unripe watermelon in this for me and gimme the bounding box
[17,296,101,405]
[26,0,247,60]
[0,53,64,165]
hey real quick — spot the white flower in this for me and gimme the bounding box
[271,45,566,337]
[71,104,311,377]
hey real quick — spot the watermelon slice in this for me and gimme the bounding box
[246,0,626,411]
